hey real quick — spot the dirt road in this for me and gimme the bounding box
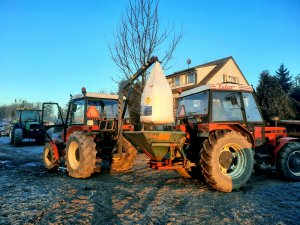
[0,137,300,224]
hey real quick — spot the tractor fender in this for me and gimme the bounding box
[209,123,255,148]
[273,137,299,162]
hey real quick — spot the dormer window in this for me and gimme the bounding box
[187,72,196,84]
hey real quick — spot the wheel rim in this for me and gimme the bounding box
[44,146,52,166]
[68,141,80,169]
[287,150,300,176]
[219,143,246,179]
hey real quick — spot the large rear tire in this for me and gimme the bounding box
[43,142,59,171]
[276,142,300,181]
[111,137,137,172]
[200,130,254,192]
[65,131,97,178]
[14,128,23,146]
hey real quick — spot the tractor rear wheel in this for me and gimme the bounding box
[43,142,59,171]
[65,131,97,178]
[111,137,137,172]
[276,142,300,181]
[14,128,23,146]
[200,130,254,192]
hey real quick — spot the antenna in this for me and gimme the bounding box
[187,59,191,69]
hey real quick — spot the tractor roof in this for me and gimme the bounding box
[72,92,120,100]
[180,83,253,98]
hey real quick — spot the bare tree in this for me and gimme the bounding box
[109,0,183,85]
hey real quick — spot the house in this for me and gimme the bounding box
[166,56,250,113]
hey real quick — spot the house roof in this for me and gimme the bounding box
[166,56,249,87]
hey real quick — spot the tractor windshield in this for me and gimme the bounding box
[212,91,243,122]
[177,91,209,116]
[70,98,129,125]
[87,99,119,119]
[19,110,40,122]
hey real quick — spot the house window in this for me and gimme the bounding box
[223,74,239,84]
[175,77,180,86]
[186,72,196,84]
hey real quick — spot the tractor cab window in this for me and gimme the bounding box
[177,91,209,116]
[212,91,243,122]
[70,100,85,124]
[242,93,263,122]
[20,111,40,122]
[87,99,119,119]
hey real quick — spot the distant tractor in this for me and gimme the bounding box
[124,83,300,192]
[9,109,45,146]
[42,57,158,178]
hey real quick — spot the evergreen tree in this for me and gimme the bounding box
[289,87,300,119]
[290,87,300,102]
[275,64,293,92]
[256,70,296,121]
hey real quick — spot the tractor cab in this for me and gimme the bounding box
[175,83,281,147]
[42,88,132,143]
[16,109,41,129]
[69,91,130,128]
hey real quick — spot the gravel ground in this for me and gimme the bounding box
[0,136,300,225]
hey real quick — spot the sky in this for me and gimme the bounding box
[0,0,300,106]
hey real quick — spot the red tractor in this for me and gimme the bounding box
[124,83,300,192]
[42,57,158,178]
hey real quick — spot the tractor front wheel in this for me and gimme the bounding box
[111,137,137,172]
[200,130,254,192]
[65,131,97,178]
[14,128,23,146]
[277,142,300,181]
[43,142,59,171]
